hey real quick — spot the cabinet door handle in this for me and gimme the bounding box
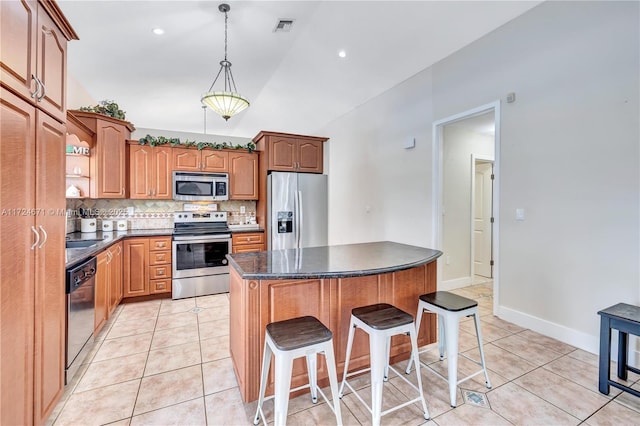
[37,77,46,102]
[30,74,41,99]
[30,226,40,250]
[157,270,164,275]
[117,245,122,255]
[38,225,48,249]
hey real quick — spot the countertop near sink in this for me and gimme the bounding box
[65,229,174,269]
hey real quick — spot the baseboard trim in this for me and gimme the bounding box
[441,276,472,291]
[497,305,640,368]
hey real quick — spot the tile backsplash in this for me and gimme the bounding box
[66,199,257,233]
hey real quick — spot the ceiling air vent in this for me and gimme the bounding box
[274,19,294,32]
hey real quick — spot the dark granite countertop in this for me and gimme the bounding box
[65,229,174,269]
[226,241,442,280]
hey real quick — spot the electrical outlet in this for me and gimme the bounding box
[446,256,451,265]
[240,206,246,214]
[127,206,134,216]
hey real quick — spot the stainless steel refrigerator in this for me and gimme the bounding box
[267,172,328,250]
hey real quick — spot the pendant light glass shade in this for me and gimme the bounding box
[202,4,249,121]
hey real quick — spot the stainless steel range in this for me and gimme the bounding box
[172,211,232,299]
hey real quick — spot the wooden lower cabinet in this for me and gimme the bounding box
[123,238,150,297]
[232,232,265,253]
[95,251,109,333]
[95,242,123,334]
[124,236,171,298]
[108,242,123,315]
[229,261,437,402]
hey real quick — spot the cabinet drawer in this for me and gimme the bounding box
[150,279,171,294]
[149,265,171,280]
[232,232,264,246]
[232,243,265,254]
[149,250,171,265]
[149,236,171,251]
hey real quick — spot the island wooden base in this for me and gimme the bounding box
[229,261,438,402]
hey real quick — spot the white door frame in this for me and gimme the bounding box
[470,155,494,282]
[432,101,501,314]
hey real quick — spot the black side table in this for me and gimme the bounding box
[598,303,640,397]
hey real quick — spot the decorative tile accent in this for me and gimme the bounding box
[66,198,258,229]
[462,389,490,408]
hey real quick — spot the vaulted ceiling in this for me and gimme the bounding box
[59,1,541,138]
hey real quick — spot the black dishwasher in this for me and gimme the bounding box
[65,257,96,384]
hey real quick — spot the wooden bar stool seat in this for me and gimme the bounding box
[406,291,491,407]
[338,303,429,426]
[254,316,342,426]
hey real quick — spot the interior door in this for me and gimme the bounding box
[474,161,493,278]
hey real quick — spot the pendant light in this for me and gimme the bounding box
[201,3,250,121]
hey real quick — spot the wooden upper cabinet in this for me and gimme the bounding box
[297,140,323,173]
[71,111,134,199]
[254,132,327,174]
[229,151,258,200]
[173,147,229,172]
[0,0,78,123]
[202,150,228,172]
[129,144,172,199]
[172,147,200,171]
[0,0,37,104]
[269,137,297,171]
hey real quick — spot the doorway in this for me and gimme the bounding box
[432,102,500,314]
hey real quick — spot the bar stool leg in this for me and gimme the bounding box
[369,331,386,426]
[323,342,343,426]
[338,320,356,398]
[254,342,273,425]
[383,336,391,381]
[444,312,459,407]
[409,328,430,420]
[306,353,318,403]
[405,305,424,374]
[274,354,294,426]
[472,313,492,388]
[438,314,446,360]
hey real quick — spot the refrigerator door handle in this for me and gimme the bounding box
[297,190,303,249]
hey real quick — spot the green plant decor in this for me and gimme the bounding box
[79,100,126,120]
[138,134,256,153]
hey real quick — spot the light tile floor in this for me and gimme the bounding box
[49,281,640,425]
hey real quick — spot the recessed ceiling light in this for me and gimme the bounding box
[338,50,347,58]
[152,28,165,35]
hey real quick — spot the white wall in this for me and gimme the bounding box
[321,1,639,355]
[442,125,494,283]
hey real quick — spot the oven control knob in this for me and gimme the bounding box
[222,259,227,265]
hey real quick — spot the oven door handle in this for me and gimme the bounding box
[172,234,231,243]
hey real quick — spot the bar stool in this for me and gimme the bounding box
[406,291,491,407]
[253,316,342,426]
[338,303,429,426]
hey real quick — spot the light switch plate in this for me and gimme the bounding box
[404,137,415,149]
[515,208,525,221]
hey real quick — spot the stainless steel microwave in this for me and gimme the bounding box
[172,171,229,201]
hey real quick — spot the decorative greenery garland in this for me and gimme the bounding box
[138,134,256,152]
[79,100,126,120]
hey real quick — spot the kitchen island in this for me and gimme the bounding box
[226,241,442,402]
